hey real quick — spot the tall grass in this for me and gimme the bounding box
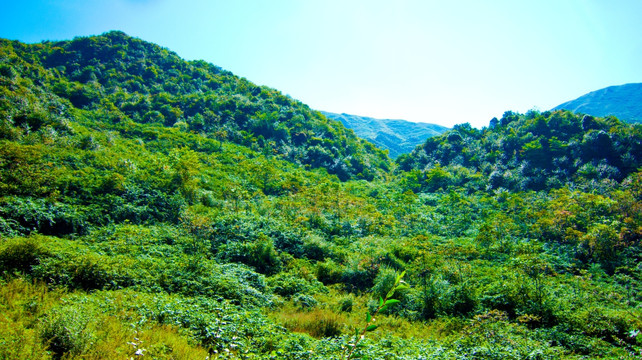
[0,278,62,359]
[0,278,209,359]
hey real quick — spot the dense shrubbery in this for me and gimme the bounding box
[1,33,641,358]
[397,111,642,193]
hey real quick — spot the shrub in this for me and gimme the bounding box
[267,272,322,298]
[32,250,129,291]
[441,283,476,316]
[293,294,318,309]
[217,236,282,275]
[341,256,380,292]
[302,236,335,261]
[0,236,49,273]
[315,259,343,285]
[39,305,95,358]
[0,217,23,237]
[0,197,92,236]
[450,310,563,360]
[371,266,398,299]
[338,296,354,312]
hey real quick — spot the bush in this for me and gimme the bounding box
[293,294,318,309]
[338,296,354,312]
[302,236,335,261]
[267,272,323,298]
[371,266,397,299]
[0,236,49,274]
[32,250,130,291]
[157,262,273,307]
[0,217,23,237]
[216,236,282,275]
[341,256,380,292]
[563,307,638,346]
[441,283,476,316]
[39,305,95,358]
[0,197,92,236]
[450,310,563,359]
[315,259,343,285]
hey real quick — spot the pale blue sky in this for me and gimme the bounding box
[2,0,641,127]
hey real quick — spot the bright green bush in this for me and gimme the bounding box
[216,237,283,275]
[39,305,95,358]
[315,259,343,285]
[267,271,325,298]
[0,236,49,274]
[0,197,92,236]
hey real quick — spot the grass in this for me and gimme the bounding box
[269,288,456,343]
[0,277,210,359]
[0,278,63,359]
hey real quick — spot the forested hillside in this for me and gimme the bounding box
[397,110,642,192]
[0,31,389,181]
[1,32,641,359]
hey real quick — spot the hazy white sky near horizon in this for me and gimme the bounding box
[2,0,641,128]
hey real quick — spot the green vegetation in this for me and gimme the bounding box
[397,110,642,192]
[1,32,641,359]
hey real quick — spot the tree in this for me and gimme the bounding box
[171,147,201,202]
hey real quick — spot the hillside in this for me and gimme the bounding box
[0,31,390,181]
[1,32,642,359]
[397,110,642,192]
[552,83,642,123]
[321,111,448,159]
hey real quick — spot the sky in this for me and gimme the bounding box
[1,0,641,128]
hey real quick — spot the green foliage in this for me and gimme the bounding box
[1,33,391,181]
[398,110,642,192]
[345,270,408,359]
[39,305,95,358]
[0,236,49,273]
[1,33,642,359]
[217,236,283,275]
[449,310,563,359]
[0,197,92,236]
[267,271,325,299]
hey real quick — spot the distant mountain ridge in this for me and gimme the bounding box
[321,111,449,159]
[552,83,642,123]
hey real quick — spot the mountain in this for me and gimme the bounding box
[2,32,642,359]
[552,83,642,123]
[321,111,449,159]
[0,31,390,181]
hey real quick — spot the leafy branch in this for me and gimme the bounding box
[344,270,409,359]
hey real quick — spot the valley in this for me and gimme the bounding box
[1,32,641,359]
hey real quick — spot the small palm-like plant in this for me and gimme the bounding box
[344,271,408,359]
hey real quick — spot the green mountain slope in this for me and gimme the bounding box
[0,31,390,181]
[1,32,642,359]
[552,83,642,123]
[321,111,449,159]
